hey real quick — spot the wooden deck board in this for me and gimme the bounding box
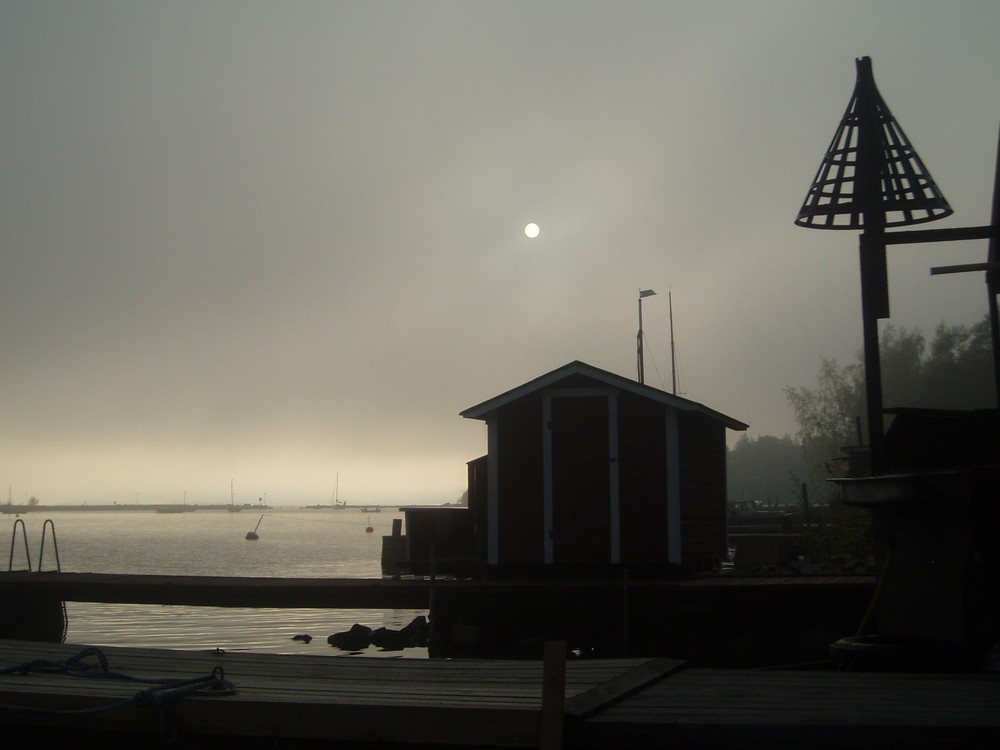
[0,639,674,745]
[8,639,996,748]
[574,667,1000,748]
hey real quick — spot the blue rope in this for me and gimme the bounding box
[0,648,236,743]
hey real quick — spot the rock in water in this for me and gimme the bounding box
[370,627,406,651]
[327,623,373,651]
[400,615,429,647]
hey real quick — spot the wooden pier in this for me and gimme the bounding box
[0,571,877,664]
[0,571,434,609]
[0,570,872,609]
[1,639,998,748]
[0,638,672,747]
[575,666,1000,749]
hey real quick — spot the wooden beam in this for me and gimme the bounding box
[884,224,997,245]
[930,261,1000,275]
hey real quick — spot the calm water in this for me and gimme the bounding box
[3,509,428,657]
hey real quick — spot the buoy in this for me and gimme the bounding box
[365,516,374,534]
[246,514,263,540]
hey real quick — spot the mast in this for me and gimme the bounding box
[669,291,677,395]
[636,289,656,384]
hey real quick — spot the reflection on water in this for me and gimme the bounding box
[5,509,429,657]
[65,603,427,657]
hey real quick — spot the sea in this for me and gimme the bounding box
[3,508,429,657]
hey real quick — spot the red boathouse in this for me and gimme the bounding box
[400,361,747,576]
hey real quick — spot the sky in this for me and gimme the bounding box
[2,1,999,506]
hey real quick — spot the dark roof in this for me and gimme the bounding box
[460,360,748,430]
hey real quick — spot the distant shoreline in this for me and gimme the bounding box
[1,504,274,513]
[1,503,451,513]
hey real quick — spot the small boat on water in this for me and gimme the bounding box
[360,506,381,513]
[155,490,196,513]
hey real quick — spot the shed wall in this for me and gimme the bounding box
[549,394,611,564]
[617,393,669,565]
[467,455,489,561]
[496,397,544,565]
[475,373,733,572]
[678,413,728,567]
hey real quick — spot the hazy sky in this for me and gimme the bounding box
[3,1,999,506]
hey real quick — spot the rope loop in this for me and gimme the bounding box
[64,646,111,675]
[0,647,236,744]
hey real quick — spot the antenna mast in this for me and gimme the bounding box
[669,291,678,395]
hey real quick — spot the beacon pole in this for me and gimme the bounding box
[637,289,656,384]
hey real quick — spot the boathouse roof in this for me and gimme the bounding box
[460,360,748,430]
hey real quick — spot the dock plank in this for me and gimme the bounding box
[575,667,1000,749]
[5,640,998,748]
[0,639,660,745]
[0,571,875,610]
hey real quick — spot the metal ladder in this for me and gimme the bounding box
[7,518,62,572]
[5,518,68,641]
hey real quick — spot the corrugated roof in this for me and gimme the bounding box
[460,360,748,430]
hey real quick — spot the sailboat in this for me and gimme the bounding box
[306,473,348,509]
[228,480,242,512]
[155,489,196,513]
[331,473,347,509]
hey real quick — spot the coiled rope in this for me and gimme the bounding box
[0,647,236,743]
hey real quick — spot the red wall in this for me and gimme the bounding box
[484,389,728,571]
[618,393,670,565]
[678,413,728,566]
[496,397,544,565]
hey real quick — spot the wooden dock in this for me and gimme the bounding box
[575,666,1000,749]
[0,570,872,609]
[0,571,434,608]
[0,571,877,663]
[0,639,673,747]
[1,639,998,748]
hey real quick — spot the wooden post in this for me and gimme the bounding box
[855,57,889,474]
[539,640,567,750]
[987,125,1000,405]
[427,545,436,652]
[621,568,630,658]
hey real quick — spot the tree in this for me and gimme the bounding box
[784,356,865,501]
[920,317,994,409]
[727,434,806,507]
[785,316,994,501]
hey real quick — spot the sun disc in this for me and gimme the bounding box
[524,222,540,239]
